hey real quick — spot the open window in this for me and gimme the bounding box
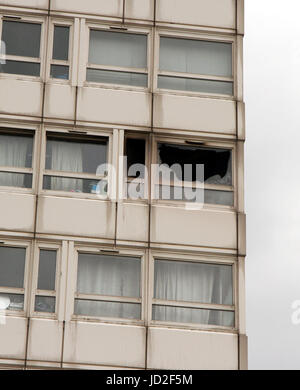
[43,131,109,197]
[155,141,234,206]
[157,34,233,96]
[86,27,149,88]
[0,17,42,77]
[49,22,71,81]
[0,129,34,190]
[152,257,235,328]
[74,251,143,321]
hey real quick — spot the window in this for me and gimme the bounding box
[0,245,28,312]
[50,24,71,80]
[158,36,233,96]
[86,28,148,88]
[155,141,234,206]
[152,258,234,328]
[125,136,147,200]
[0,19,42,77]
[43,132,109,196]
[74,252,142,320]
[33,248,58,314]
[0,129,34,189]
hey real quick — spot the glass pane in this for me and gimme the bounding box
[35,296,56,313]
[0,172,32,188]
[0,133,33,168]
[77,253,141,298]
[158,75,233,95]
[50,65,69,80]
[154,260,233,305]
[158,143,232,185]
[43,176,108,195]
[52,26,69,61]
[0,247,26,288]
[37,250,57,291]
[0,293,24,311]
[160,37,232,77]
[0,60,40,76]
[89,30,147,68]
[205,190,234,206]
[87,68,147,87]
[45,135,108,174]
[152,305,234,327]
[75,300,141,320]
[2,21,41,58]
[127,182,145,200]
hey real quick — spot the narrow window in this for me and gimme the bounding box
[0,130,34,189]
[50,25,70,80]
[87,30,148,87]
[125,137,146,199]
[74,253,142,320]
[43,133,108,195]
[158,37,233,95]
[152,259,234,327]
[0,20,41,77]
[0,246,27,311]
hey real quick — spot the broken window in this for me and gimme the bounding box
[125,137,146,200]
[156,142,233,206]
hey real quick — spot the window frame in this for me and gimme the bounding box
[0,14,46,81]
[67,246,146,325]
[154,29,236,99]
[151,136,236,210]
[148,251,237,332]
[39,127,113,200]
[47,18,73,84]
[0,124,39,194]
[84,23,152,92]
[30,242,62,319]
[0,240,32,317]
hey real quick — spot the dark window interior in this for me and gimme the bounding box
[126,138,146,178]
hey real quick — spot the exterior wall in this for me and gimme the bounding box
[0,0,246,370]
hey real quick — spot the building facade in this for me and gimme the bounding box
[0,0,246,370]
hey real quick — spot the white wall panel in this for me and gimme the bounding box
[0,0,48,9]
[0,317,27,360]
[44,84,76,121]
[51,0,122,18]
[117,202,149,243]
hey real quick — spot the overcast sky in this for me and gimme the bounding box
[245,0,300,369]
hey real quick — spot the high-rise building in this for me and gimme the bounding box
[0,0,246,370]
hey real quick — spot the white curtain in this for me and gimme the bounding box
[75,254,141,319]
[153,260,233,326]
[50,140,83,192]
[0,135,28,187]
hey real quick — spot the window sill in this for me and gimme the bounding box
[154,88,236,101]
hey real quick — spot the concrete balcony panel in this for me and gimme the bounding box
[117,202,149,243]
[0,317,27,360]
[44,83,76,121]
[51,0,123,18]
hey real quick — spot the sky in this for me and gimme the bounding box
[245,0,300,369]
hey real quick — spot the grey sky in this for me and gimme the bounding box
[245,0,300,369]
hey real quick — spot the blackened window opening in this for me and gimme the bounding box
[126,138,146,178]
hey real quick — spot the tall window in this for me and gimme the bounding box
[158,36,233,95]
[86,29,148,88]
[0,130,34,189]
[43,132,109,196]
[0,19,42,77]
[0,245,28,312]
[74,253,142,320]
[50,24,71,80]
[152,259,234,327]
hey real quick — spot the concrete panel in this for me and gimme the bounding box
[147,327,238,370]
[77,87,151,128]
[27,319,63,363]
[151,205,237,249]
[51,0,122,18]
[156,0,236,29]
[0,192,36,233]
[36,196,115,239]
[44,83,76,121]
[125,0,154,21]
[153,94,236,135]
[0,79,43,118]
[0,0,48,9]
[63,321,146,368]
[117,202,149,242]
[0,317,27,360]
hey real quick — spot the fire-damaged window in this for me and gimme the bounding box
[156,142,233,206]
[125,137,147,200]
